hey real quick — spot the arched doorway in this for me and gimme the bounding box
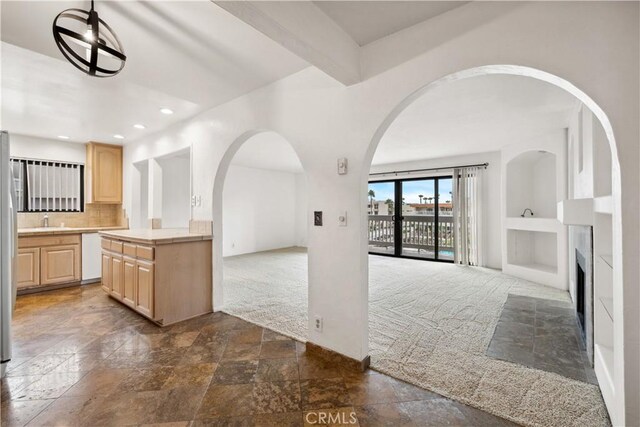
[212,130,309,341]
[362,66,620,426]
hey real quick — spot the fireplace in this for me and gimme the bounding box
[576,250,586,341]
[570,225,594,365]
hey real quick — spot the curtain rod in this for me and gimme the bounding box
[369,162,488,177]
[10,156,84,166]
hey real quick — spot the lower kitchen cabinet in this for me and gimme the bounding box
[135,260,154,318]
[122,257,137,308]
[100,234,211,326]
[18,234,81,292]
[17,248,40,289]
[41,245,81,285]
[101,252,112,293]
[111,255,123,300]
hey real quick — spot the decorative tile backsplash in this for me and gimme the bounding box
[18,204,128,228]
[189,219,213,235]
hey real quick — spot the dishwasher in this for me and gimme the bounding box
[82,233,102,284]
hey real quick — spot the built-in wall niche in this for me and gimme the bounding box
[507,229,558,274]
[156,148,192,229]
[506,151,557,218]
[132,160,149,229]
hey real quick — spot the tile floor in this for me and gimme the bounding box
[2,284,517,426]
[487,294,597,384]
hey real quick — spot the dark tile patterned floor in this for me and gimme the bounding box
[487,294,597,384]
[2,284,518,426]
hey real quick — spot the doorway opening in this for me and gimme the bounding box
[215,131,308,342]
[363,67,617,426]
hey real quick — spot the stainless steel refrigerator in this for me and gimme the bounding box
[1,130,18,378]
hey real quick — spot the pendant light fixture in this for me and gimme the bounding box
[52,0,126,77]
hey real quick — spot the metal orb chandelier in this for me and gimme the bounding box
[52,0,126,77]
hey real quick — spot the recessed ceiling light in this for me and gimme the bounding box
[133,124,146,129]
[113,134,125,140]
[57,135,70,140]
[160,108,173,115]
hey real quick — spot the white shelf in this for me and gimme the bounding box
[557,198,593,225]
[594,195,613,215]
[600,297,614,322]
[599,254,613,269]
[506,261,558,275]
[594,344,615,416]
[505,217,562,232]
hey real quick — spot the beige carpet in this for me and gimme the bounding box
[223,248,610,427]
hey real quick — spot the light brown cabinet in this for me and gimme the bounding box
[122,257,137,308]
[100,235,210,326]
[17,248,40,289]
[86,142,122,204]
[135,260,154,318]
[110,254,123,300]
[101,252,112,293]
[41,245,81,285]
[18,235,81,292]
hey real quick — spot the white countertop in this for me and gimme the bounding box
[18,226,126,237]
[99,228,212,245]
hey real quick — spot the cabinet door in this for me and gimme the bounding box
[17,248,40,288]
[41,244,80,285]
[111,255,123,300]
[135,260,154,318]
[122,257,137,308]
[92,144,122,203]
[101,252,112,293]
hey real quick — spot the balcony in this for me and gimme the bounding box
[368,215,454,260]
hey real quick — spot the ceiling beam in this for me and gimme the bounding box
[214,1,361,86]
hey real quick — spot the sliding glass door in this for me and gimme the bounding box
[367,181,396,255]
[368,177,454,262]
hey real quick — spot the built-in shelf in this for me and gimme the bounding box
[599,254,613,269]
[505,217,562,232]
[594,344,615,409]
[600,297,614,322]
[506,262,558,275]
[594,195,613,215]
[557,198,593,225]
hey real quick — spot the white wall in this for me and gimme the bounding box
[9,134,86,163]
[122,3,639,422]
[158,154,191,229]
[370,151,502,269]
[295,173,309,247]
[223,165,307,256]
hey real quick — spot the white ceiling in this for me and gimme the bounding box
[230,131,303,174]
[372,74,579,166]
[314,1,469,46]
[0,1,307,143]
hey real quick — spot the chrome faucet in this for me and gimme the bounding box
[43,214,49,228]
[520,208,534,217]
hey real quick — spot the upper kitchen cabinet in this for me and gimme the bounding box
[86,142,123,204]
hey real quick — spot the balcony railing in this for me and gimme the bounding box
[368,215,454,252]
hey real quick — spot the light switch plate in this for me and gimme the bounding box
[314,211,323,226]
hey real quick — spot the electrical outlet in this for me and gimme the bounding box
[314,315,323,332]
[337,158,348,175]
[338,211,347,226]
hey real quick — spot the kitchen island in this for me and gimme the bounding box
[99,228,212,326]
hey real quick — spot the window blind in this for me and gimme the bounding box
[10,158,84,212]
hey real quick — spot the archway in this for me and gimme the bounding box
[212,130,309,341]
[362,65,621,426]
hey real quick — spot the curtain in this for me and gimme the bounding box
[452,166,484,266]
